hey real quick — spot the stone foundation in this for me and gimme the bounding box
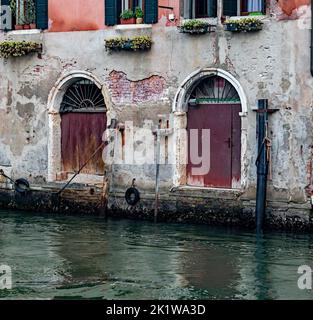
[0,184,312,232]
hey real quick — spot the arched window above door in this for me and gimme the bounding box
[189,76,240,105]
[60,79,106,114]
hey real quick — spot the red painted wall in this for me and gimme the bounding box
[158,0,180,26]
[48,0,105,32]
[48,0,181,32]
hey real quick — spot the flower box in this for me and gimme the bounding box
[224,18,263,33]
[178,20,213,35]
[105,36,152,52]
[224,23,240,32]
[0,41,42,58]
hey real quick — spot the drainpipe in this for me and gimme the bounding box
[255,99,269,232]
[311,2,313,77]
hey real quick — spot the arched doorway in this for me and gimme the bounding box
[187,75,242,188]
[59,78,107,175]
[47,71,112,182]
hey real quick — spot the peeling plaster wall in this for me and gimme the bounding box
[0,0,312,211]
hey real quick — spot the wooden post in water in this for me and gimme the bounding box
[154,120,161,223]
[255,99,269,232]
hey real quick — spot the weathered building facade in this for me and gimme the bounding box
[0,0,313,230]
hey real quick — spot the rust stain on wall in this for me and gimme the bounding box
[107,71,166,105]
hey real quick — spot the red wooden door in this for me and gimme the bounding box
[61,113,107,175]
[187,104,241,188]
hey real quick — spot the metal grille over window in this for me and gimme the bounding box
[60,79,106,113]
[189,76,240,105]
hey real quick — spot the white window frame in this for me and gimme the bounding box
[122,0,129,11]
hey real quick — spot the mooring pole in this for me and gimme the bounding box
[154,121,161,223]
[255,99,269,232]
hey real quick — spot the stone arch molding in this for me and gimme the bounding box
[47,70,113,182]
[172,68,249,189]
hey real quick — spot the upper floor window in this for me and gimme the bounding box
[224,0,265,17]
[0,0,48,31]
[183,0,217,19]
[182,0,265,19]
[105,0,157,26]
[13,0,36,27]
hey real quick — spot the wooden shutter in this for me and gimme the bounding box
[0,0,12,30]
[36,0,48,29]
[223,0,237,16]
[144,0,158,24]
[105,0,118,26]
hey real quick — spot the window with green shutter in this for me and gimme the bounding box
[105,0,158,26]
[1,0,48,31]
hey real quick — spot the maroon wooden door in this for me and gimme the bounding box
[187,104,241,188]
[61,113,107,175]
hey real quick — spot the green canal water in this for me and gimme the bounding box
[0,209,313,300]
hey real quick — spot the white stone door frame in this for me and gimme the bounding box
[47,70,114,182]
[172,68,249,190]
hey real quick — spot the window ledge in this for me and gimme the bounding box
[6,29,41,35]
[115,24,152,30]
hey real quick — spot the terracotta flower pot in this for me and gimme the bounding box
[136,17,143,24]
[30,23,37,29]
[120,17,136,25]
[15,25,23,30]
[23,24,30,29]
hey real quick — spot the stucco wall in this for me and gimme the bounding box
[0,0,312,214]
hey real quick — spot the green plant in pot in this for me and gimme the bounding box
[25,0,37,29]
[120,9,136,24]
[135,7,144,24]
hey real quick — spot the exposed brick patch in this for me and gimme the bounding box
[107,71,166,105]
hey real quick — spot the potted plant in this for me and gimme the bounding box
[0,41,42,58]
[120,9,136,25]
[224,18,263,32]
[135,7,144,24]
[105,36,152,52]
[27,0,37,29]
[178,19,211,34]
